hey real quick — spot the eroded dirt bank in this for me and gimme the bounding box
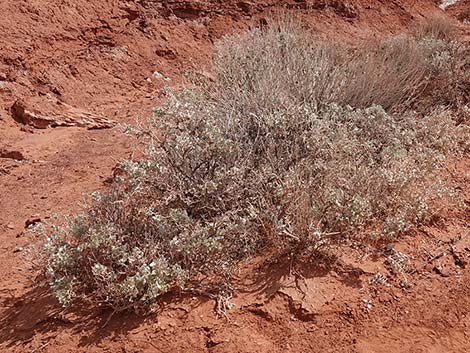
[0,1,469,352]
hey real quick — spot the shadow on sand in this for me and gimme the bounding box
[0,255,366,350]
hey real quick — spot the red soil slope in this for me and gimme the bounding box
[0,1,469,352]
[447,0,470,22]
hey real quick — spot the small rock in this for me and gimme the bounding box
[433,265,451,277]
[7,223,15,229]
[51,86,61,95]
[153,71,163,79]
[11,99,115,130]
[20,126,35,134]
[25,217,41,228]
[0,149,25,161]
[13,247,23,253]
[0,72,7,81]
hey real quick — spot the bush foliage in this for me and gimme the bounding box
[42,21,468,311]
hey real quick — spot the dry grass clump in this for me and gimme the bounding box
[214,26,433,112]
[41,21,468,312]
[216,21,465,112]
[413,16,457,42]
[410,16,469,112]
[340,37,431,110]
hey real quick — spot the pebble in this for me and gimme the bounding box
[25,217,41,228]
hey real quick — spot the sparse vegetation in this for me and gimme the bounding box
[41,20,468,312]
[413,22,468,112]
[414,16,457,41]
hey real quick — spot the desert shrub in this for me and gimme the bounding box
[413,16,456,42]
[340,37,432,110]
[215,22,464,113]
[410,16,469,110]
[419,37,469,111]
[42,22,468,312]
